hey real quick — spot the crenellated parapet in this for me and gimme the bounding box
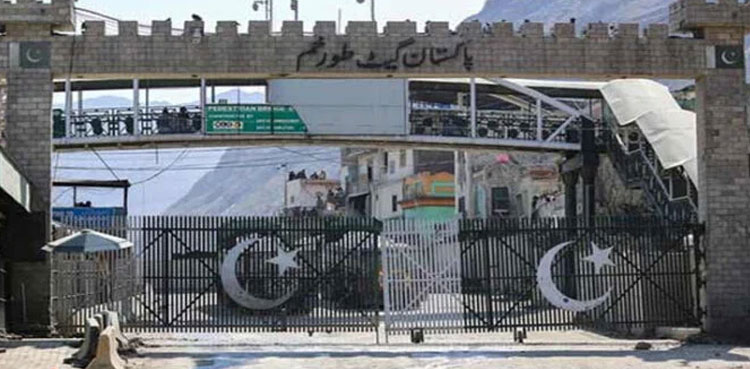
[0,0,74,32]
[670,0,750,32]
[34,19,706,79]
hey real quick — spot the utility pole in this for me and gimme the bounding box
[253,0,274,31]
[291,0,298,21]
[355,0,375,22]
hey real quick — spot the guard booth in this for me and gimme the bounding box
[45,230,135,336]
[52,180,130,238]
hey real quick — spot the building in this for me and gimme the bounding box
[401,172,456,220]
[464,152,565,219]
[342,149,455,221]
[283,172,343,217]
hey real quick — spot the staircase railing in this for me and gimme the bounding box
[602,118,698,221]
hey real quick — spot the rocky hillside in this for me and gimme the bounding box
[466,0,669,26]
[164,147,341,216]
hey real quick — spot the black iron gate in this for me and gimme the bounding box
[55,215,703,336]
[459,217,704,333]
[125,216,381,333]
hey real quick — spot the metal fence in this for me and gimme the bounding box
[50,246,136,336]
[54,216,382,334]
[52,215,703,338]
[381,219,463,338]
[382,217,703,338]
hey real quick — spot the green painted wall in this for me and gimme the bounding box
[403,206,455,221]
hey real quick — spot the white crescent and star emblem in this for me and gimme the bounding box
[721,50,741,66]
[536,241,615,312]
[220,237,300,310]
[25,48,43,64]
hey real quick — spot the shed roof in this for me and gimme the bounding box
[43,229,133,253]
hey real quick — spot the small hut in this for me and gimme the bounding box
[45,230,135,335]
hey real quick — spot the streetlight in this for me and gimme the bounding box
[252,0,273,30]
[290,0,299,21]
[355,0,375,22]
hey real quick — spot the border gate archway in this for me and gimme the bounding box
[1,0,747,337]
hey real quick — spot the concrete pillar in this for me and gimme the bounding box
[562,167,579,298]
[64,79,71,136]
[470,77,477,138]
[464,152,474,218]
[5,70,53,222]
[200,78,207,133]
[580,117,598,226]
[695,27,750,338]
[133,79,140,136]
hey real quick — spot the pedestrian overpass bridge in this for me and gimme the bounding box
[53,78,593,153]
[52,76,698,220]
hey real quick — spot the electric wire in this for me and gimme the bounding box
[130,149,190,186]
[56,156,341,172]
[89,147,121,180]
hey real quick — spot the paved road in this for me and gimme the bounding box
[2,331,749,369]
[127,331,750,369]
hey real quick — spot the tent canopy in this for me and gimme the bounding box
[600,79,698,185]
[43,229,133,253]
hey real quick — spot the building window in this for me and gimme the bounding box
[399,150,407,168]
[392,195,398,212]
[389,161,396,174]
[491,187,510,215]
[382,152,389,174]
[290,196,295,204]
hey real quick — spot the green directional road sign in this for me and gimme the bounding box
[205,104,308,134]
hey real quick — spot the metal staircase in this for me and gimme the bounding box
[602,118,698,221]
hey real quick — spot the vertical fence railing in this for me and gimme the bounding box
[381,218,463,338]
[52,216,383,335]
[457,217,704,333]
[51,215,703,337]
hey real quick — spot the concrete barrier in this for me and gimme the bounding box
[655,327,701,341]
[86,326,126,369]
[73,317,101,362]
[102,311,129,349]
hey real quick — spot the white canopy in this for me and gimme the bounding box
[600,79,698,185]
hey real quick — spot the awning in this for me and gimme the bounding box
[600,79,698,185]
[43,229,133,253]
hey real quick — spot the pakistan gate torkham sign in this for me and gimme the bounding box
[0,0,749,338]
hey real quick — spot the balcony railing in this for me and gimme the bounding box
[602,119,698,221]
[54,105,583,148]
[53,105,203,138]
[410,109,580,143]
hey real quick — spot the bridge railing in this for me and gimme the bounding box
[54,105,203,138]
[410,109,579,143]
[602,115,698,221]
[54,105,582,147]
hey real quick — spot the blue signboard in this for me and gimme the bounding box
[52,207,126,221]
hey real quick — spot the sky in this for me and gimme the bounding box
[61,0,486,105]
[74,0,485,32]
[54,0,486,214]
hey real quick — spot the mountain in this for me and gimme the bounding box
[466,0,669,26]
[164,147,341,216]
[53,89,266,215]
[186,89,265,106]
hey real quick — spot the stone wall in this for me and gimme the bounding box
[5,20,706,79]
